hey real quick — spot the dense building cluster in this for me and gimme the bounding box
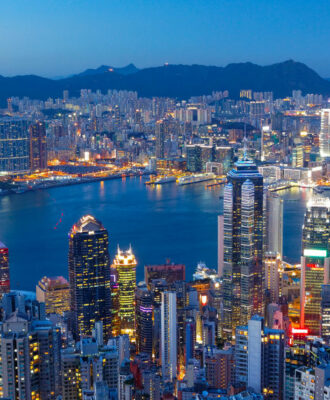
[0,85,329,399]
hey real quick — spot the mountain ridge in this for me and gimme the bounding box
[0,60,329,106]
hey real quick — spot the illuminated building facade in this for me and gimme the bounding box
[321,284,330,343]
[235,316,285,400]
[68,215,111,341]
[300,198,330,336]
[155,120,166,159]
[135,282,153,356]
[110,265,120,337]
[320,109,330,158]
[29,121,47,170]
[0,241,10,297]
[264,252,281,304]
[161,291,177,382]
[222,157,264,339]
[113,246,137,339]
[0,117,30,173]
[36,276,70,315]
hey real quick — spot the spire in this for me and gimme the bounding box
[243,123,248,161]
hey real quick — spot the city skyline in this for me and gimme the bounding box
[1,0,330,77]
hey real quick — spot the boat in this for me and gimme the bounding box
[314,185,330,194]
[145,176,176,185]
[177,173,216,186]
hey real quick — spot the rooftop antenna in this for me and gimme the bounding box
[243,122,248,161]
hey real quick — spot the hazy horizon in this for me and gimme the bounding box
[1,0,329,78]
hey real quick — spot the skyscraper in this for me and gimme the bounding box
[300,198,330,335]
[68,215,111,341]
[0,241,10,297]
[222,156,264,339]
[135,282,153,356]
[29,121,47,170]
[161,291,177,382]
[235,315,285,400]
[113,246,137,340]
[265,193,283,258]
[0,117,30,173]
[320,109,330,158]
[36,276,70,315]
[155,120,166,159]
[321,285,330,343]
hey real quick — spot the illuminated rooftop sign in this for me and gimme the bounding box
[303,249,327,258]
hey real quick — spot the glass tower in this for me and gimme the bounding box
[68,215,111,341]
[222,157,264,339]
[300,198,330,335]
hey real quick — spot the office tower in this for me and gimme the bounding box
[135,282,153,356]
[110,265,120,337]
[36,276,70,315]
[218,215,224,277]
[141,369,161,400]
[294,365,330,400]
[320,109,330,158]
[265,193,283,258]
[113,246,137,340]
[300,198,330,335]
[205,346,233,390]
[222,157,264,339]
[235,316,285,400]
[161,291,177,382]
[0,117,30,173]
[264,252,281,304]
[29,121,47,170]
[69,215,111,341]
[144,262,185,286]
[0,241,10,297]
[321,285,330,343]
[155,120,166,158]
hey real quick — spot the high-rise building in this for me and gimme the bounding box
[0,241,10,297]
[320,109,330,158]
[300,198,330,335]
[0,117,30,173]
[264,252,281,304]
[29,121,47,170]
[36,276,70,315]
[113,246,137,340]
[69,215,111,341]
[161,291,177,382]
[0,312,61,400]
[205,346,233,390]
[321,285,330,343]
[155,120,166,159]
[265,193,283,258]
[110,265,120,337]
[235,315,285,400]
[135,282,153,356]
[222,157,264,338]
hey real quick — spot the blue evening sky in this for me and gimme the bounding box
[0,0,329,77]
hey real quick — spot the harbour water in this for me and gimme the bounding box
[0,176,314,290]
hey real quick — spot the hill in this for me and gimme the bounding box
[0,60,329,106]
